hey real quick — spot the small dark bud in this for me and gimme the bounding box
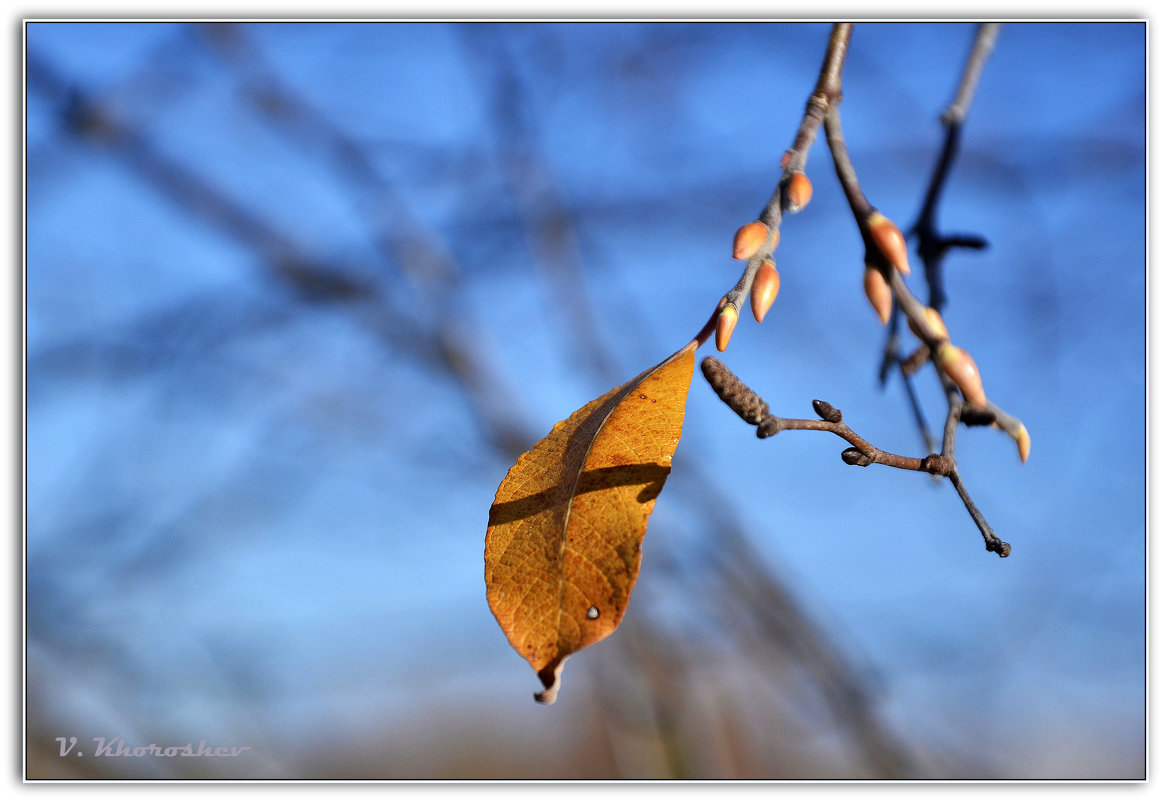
[756,417,782,439]
[988,539,1012,558]
[841,447,872,467]
[812,399,842,424]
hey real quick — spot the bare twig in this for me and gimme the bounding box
[465,26,620,383]
[712,23,853,332]
[701,357,1011,556]
[699,23,1021,556]
[823,102,874,222]
[780,22,853,179]
[867,23,1002,469]
[912,23,1000,313]
[702,357,940,474]
[943,22,1001,127]
[812,40,1025,557]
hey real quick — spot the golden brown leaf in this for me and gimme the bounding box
[484,342,696,703]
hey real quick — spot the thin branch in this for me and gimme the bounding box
[700,23,1020,556]
[879,320,940,458]
[943,22,1001,127]
[817,43,1026,557]
[782,22,853,177]
[864,23,1003,465]
[822,71,1027,435]
[702,356,943,474]
[466,26,621,384]
[712,23,853,335]
[823,102,874,222]
[948,467,1010,557]
[701,356,1010,557]
[913,22,1001,312]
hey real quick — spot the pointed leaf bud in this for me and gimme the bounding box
[785,172,813,213]
[863,265,892,325]
[716,304,739,352]
[936,342,987,407]
[1014,423,1031,464]
[907,306,950,342]
[812,399,842,424]
[733,221,770,261]
[750,258,780,323]
[867,211,911,275]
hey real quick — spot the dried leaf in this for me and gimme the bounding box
[485,342,696,703]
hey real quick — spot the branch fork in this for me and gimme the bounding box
[701,356,1011,557]
[696,23,1022,559]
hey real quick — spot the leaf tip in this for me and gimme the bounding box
[534,657,568,705]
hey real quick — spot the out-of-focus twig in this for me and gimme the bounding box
[912,22,999,313]
[462,24,619,384]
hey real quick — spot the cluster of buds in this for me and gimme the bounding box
[901,304,987,409]
[861,211,911,326]
[720,212,787,350]
[937,345,1030,463]
[717,172,817,351]
[909,306,1028,463]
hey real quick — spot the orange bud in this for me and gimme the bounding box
[716,304,739,352]
[1014,423,1030,464]
[733,221,769,261]
[785,172,813,213]
[863,266,892,325]
[780,151,792,169]
[937,342,987,407]
[867,211,911,275]
[751,259,780,323]
[907,307,949,341]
